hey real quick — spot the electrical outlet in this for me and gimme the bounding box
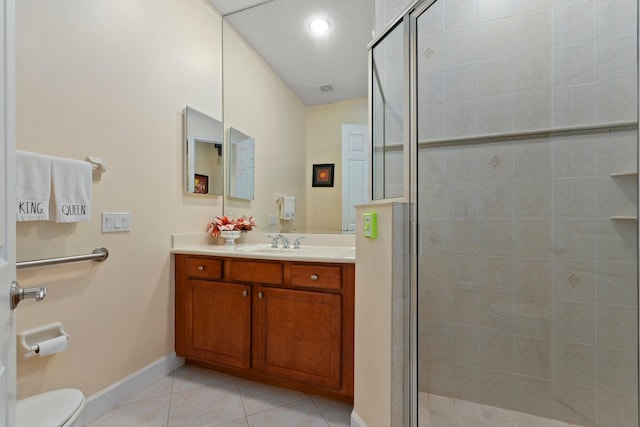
[363,212,377,238]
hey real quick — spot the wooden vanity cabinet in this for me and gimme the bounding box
[187,280,251,369]
[175,254,355,401]
[175,256,251,369]
[254,286,342,390]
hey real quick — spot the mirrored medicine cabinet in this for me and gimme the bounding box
[183,106,224,196]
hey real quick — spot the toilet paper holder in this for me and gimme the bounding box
[18,322,69,359]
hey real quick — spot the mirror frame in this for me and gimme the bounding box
[183,105,224,196]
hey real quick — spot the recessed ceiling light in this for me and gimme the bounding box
[309,18,330,34]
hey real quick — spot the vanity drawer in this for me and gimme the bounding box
[291,264,342,290]
[184,257,223,280]
[229,260,283,285]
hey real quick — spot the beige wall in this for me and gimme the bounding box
[223,38,367,235]
[14,0,375,404]
[15,0,223,398]
[223,22,307,233]
[306,98,368,233]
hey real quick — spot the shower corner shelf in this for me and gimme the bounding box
[610,216,638,220]
[610,171,638,177]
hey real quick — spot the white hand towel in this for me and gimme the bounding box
[16,150,51,221]
[51,157,92,223]
[280,195,295,220]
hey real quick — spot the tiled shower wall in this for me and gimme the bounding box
[415,0,637,140]
[418,132,638,426]
[414,0,639,426]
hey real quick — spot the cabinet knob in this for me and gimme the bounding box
[242,290,248,298]
[258,292,263,299]
[310,274,318,281]
[197,265,205,271]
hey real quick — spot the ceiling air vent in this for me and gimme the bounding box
[318,83,334,92]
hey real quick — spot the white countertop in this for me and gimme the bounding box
[171,233,356,263]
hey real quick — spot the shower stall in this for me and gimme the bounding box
[371,0,639,426]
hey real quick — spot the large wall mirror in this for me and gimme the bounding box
[218,0,372,233]
[228,127,255,200]
[183,106,224,196]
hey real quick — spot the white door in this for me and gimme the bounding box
[234,137,254,199]
[0,0,16,425]
[341,124,368,233]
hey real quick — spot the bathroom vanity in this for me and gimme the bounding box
[172,237,355,402]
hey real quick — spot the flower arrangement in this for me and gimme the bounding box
[207,215,257,237]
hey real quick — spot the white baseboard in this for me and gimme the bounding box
[351,409,367,427]
[84,352,184,423]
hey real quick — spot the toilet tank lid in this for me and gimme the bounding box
[18,388,84,427]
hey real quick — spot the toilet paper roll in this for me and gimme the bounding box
[36,335,68,357]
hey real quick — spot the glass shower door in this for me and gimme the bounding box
[415,0,638,426]
[372,22,405,200]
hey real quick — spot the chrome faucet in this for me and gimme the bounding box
[266,235,279,248]
[293,236,305,249]
[277,234,291,249]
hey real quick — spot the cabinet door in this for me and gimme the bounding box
[187,279,251,369]
[255,287,342,390]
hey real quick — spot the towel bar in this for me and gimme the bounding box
[16,247,109,270]
[86,156,107,173]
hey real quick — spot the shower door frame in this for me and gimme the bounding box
[369,1,434,425]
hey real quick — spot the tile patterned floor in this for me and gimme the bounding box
[419,392,586,427]
[87,364,590,427]
[87,364,352,427]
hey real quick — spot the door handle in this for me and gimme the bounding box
[10,281,47,310]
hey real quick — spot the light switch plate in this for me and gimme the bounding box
[102,212,132,233]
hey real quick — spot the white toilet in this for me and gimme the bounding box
[17,388,85,427]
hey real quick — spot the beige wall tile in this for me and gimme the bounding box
[514,179,552,218]
[596,389,639,427]
[553,341,596,387]
[596,219,638,262]
[553,301,596,344]
[515,220,553,258]
[480,219,514,256]
[479,293,515,333]
[597,347,638,394]
[512,297,552,338]
[552,259,596,302]
[552,178,597,218]
[596,304,638,350]
[514,258,552,298]
[552,137,596,177]
[514,336,551,378]
[552,219,596,260]
[445,219,479,254]
[514,140,552,179]
[596,261,637,305]
[478,255,514,295]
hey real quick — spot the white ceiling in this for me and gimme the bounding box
[208,0,374,106]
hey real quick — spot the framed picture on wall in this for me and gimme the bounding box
[194,174,209,194]
[312,163,334,187]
